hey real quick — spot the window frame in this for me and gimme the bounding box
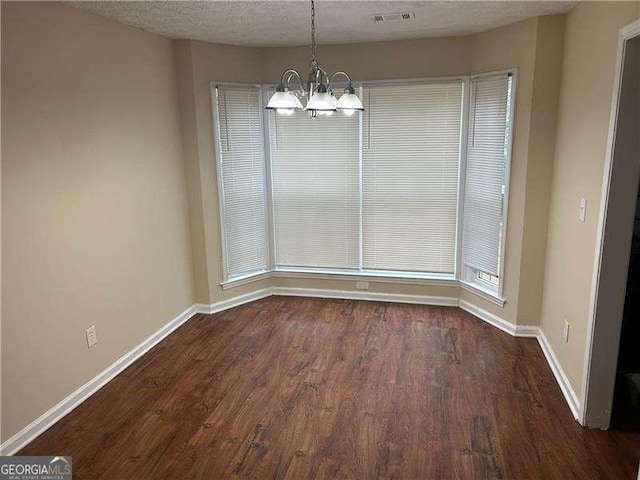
[459,69,517,302]
[211,70,517,303]
[265,83,362,271]
[359,77,466,275]
[210,82,270,284]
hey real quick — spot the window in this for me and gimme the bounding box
[362,81,463,273]
[267,80,463,275]
[212,72,515,300]
[268,98,360,270]
[462,73,514,296]
[213,84,268,281]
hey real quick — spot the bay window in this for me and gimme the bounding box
[212,72,515,300]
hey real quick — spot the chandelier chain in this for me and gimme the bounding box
[310,0,317,68]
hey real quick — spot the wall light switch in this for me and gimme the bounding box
[86,326,98,348]
[356,281,369,290]
[563,319,570,343]
[579,197,587,223]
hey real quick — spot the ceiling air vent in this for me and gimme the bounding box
[371,12,415,23]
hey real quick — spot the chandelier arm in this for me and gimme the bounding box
[280,69,305,92]
[328,71,352,90]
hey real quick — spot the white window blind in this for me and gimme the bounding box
[214,85,268,280]
[269,103,360,269]
[462,73,513,278]
[362,81,463,273]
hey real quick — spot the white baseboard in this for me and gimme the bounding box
[537,330,581,420]
[195,287,273,314]
[458,300,579,420]
[272,286,459,307]
[0,304,197,456]
[458,299,536,337]
[1,286,581,455]
[513,325,540,338]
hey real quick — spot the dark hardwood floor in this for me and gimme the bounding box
[19,296,640,479]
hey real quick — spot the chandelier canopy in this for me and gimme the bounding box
[266,0,364,117]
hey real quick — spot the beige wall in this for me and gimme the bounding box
[467,17,539,323]
[466,15,566,326]
[518,16,566,328]
[1,2,194,442]
[261,36,471,81]
[176,40,273,304]
[271,276,459,299]
[540,1,640,397]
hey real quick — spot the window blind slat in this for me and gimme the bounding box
[362,81,463,274]
[215,85,268,279]
[269,98,360,269]
[462,74,512,277]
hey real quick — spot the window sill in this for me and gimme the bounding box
[221,270,271,290]
[271,268,457,286]
[459,281,506,307]
[222,268,458,289]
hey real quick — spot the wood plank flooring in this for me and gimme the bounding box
[19,297,640,479]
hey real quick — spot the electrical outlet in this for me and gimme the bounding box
[563,319,570,343]
[356,281,369,290]
[86,326,98,348]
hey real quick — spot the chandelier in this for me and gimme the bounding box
[265,0,364,117]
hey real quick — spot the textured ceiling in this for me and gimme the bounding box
[73,1,577,47]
